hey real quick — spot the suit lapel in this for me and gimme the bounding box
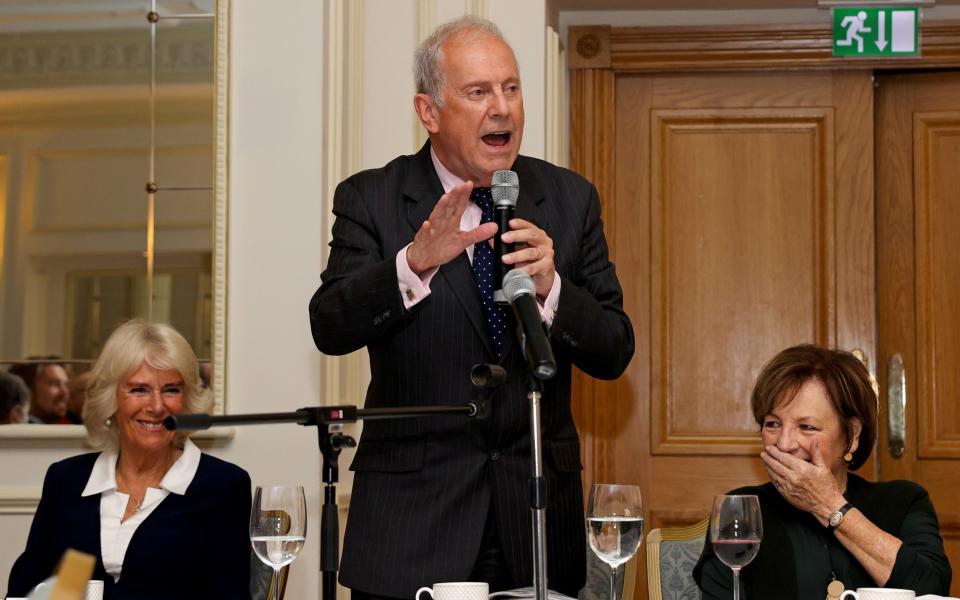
[513,156,550,236]
[404,143,495,358]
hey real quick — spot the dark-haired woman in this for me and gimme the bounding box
[694,344,951,600]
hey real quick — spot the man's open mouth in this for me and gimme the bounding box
[482,131,511,147]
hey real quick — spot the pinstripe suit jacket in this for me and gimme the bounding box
[309,142,634,599]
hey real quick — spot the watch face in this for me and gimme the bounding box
[829,512,843,527]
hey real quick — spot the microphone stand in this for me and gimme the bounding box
[166,396,493,600]
[526,374,549,600]
[515,328,554,600]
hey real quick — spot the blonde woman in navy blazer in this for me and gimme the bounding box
[8,320,251,599]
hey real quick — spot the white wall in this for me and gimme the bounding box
[0,1,556,599]
[217,0,326,597]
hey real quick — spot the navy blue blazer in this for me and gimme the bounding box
[7,451,252,599]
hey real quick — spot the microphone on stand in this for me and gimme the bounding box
[470,363,507,420]
[470,363,507,389]
[502,269,557,380]
[491,169,519,304]
[164,414,212,431]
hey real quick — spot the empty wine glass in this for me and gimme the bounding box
[250,485,307,600]
[710,495,762,600]
[586,483,644,600]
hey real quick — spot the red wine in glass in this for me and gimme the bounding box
[710,495,762,600]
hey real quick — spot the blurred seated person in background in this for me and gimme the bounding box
[694,344,951,599]
[0,370,30,424]
[198,360,211,390]
[7,320,252,599]
[9,358,70,424]
[67,370,92,424]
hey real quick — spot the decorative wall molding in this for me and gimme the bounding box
[26,145,212,234]
[413,0,436,152]
[544,26,567,169]
[568,21,960,72]
[0,487,41,515]
[568,67,615,484]
[465,0,488,18]
[0,424,233,441]
[568,26,610,70]
[323,0,367,411]
[212,0,229,414]
[941,513,960,539]
[649,108,833,456]
[915,111,960,459]
[0,27,213,89]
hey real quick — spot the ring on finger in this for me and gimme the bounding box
[534,246,543,260]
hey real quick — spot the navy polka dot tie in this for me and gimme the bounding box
[470,186,507,357]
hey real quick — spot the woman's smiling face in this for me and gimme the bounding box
[761,378,859,479]
[115,362,185,454]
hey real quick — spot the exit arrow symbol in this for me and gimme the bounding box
[876,11,888,51]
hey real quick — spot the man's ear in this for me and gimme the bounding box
[414,93,440,134]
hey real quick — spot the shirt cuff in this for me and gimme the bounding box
[538,275,561,328]
[397,244,436,309]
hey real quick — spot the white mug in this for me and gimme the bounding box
[840,588,915,600]
[24,578,103,600]
[85,580,105,600]
[415,581,489,600]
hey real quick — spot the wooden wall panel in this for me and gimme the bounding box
[569,67,620,488]
[580,21,960,73]
[915,114,960,457]
[650,109,834,454]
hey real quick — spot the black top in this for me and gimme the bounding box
[694,474,952,600]
[7,451,252,599]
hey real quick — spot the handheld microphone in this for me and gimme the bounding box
[502,269,557,380]
[491,170,519,304]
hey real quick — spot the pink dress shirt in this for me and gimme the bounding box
[395,148,561,327]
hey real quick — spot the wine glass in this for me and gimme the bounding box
[250,486,307,600]
[586,483,644,600]
[710,495,762,600]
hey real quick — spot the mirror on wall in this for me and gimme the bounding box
[0,0,227,428]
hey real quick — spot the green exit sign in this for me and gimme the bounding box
[833,7,920,57]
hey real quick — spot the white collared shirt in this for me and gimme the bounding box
[81,439,201,582]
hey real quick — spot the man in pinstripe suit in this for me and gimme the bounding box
[309,16,634,600]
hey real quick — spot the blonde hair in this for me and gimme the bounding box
[84,320,212,449]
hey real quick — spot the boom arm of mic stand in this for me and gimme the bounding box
[164,401,483,600]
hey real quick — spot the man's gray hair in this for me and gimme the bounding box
[414,15,514,107]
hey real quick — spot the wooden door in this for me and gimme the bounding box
[877,71,960,598]
[575,69,876,598]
